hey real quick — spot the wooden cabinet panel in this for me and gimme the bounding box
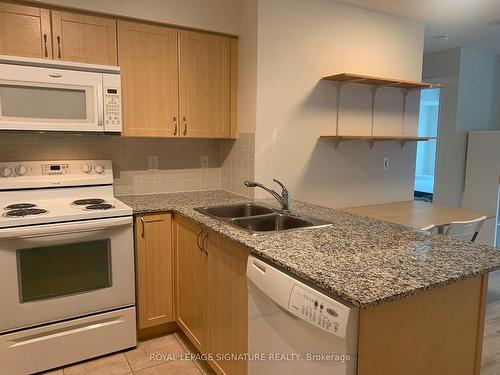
[135,214,174,330]
[358,275,487,375]
[51,10,117,65]
[179,30,232,138]
[0,2,52,59]
[206,232,248,375]
[118,20,179,137]
[174,215,206,352]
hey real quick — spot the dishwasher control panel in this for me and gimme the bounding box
[288,284,349,338]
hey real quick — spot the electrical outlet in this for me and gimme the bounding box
[201,155,209,168]
[383,157,390,171]
[148,155,159,170]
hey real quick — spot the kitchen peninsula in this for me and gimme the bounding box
[119,190,500,375]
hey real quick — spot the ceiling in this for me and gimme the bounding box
[337,0,500,55]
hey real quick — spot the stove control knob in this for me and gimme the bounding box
[94,164,105,174]
[82,164,92,174]
[0,167,12,178]
[15,165,28,176]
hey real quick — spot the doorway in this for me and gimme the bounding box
[414,80,442,202]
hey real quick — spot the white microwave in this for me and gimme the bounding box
[0,55,122,133]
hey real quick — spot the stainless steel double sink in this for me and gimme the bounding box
[195,203,332,234]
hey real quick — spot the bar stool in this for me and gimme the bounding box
[420,216,487,242]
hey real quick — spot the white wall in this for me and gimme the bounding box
[33,0,241,35]
[423,48,462,206]
[237,0,258,133]
[489,56,500,130]
[424,47,499,207]
[254,0,425,207]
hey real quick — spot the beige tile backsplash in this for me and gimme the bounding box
[221,132,255,198]
[0,132,254,197]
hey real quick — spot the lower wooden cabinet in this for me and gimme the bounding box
[134,213,174,330]
[205,231,248,375]
[174,215,207,352]
[174,215,248,374]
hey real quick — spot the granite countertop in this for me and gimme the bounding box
[118,190,500,309]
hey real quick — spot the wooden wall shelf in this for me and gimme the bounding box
[322,73,441,91]
[320,135,437,149]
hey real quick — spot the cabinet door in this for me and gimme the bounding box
[135,214,174,329]
[118,21,179,137]
[174,215,206,352]
[206,232,248,375]
[179,30,232,138]
[51,10,117,65]
[0,2,52,59]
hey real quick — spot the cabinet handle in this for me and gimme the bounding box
[173,116,178,135]
[201,232,209,255]
[140,217,145,238]
[43,34,48,57]
[196,230,203,252]
[56,36,62,58]
[183,117,187,136]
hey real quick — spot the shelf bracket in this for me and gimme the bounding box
[333,139,341,150]
[367,139,376,149]
[399,140,407,149]
[402,89,410,136]
[335,83,343,136]
[370,87,379,137]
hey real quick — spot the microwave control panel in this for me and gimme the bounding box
[104,88,121,127]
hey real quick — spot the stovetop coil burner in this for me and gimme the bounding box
[85,203,114,210]
[4,203,36,210]
[72,198,105,206]
[4,208,48,218]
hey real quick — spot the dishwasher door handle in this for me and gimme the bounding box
[252,260,267,274]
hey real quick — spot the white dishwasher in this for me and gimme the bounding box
[247,256,359,375]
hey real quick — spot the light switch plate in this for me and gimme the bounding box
[148,155,159,170]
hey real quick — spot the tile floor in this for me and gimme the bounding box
[41,332,214,375]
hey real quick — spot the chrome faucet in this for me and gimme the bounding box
[244,179,291,212]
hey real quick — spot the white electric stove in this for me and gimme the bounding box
[0,160,136,375]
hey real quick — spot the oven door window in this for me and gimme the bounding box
[17,239,111,303]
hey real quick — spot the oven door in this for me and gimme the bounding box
[0,63,103,132]
[0,216,134,333]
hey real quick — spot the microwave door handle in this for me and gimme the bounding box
[96,84,104,128]
[0,216,132,240]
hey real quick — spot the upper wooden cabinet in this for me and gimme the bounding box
[118,20,238,139]
[179,30,235,138]
[0,2,117,65]
[51,10,117,65]
[134,213,174,330]
[0,2,52,59]
[117,21,179,137]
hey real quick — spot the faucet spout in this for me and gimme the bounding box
[243,179,291,212]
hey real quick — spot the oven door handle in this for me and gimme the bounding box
[0,216,132,240]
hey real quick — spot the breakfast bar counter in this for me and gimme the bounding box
[118,190,500,308]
